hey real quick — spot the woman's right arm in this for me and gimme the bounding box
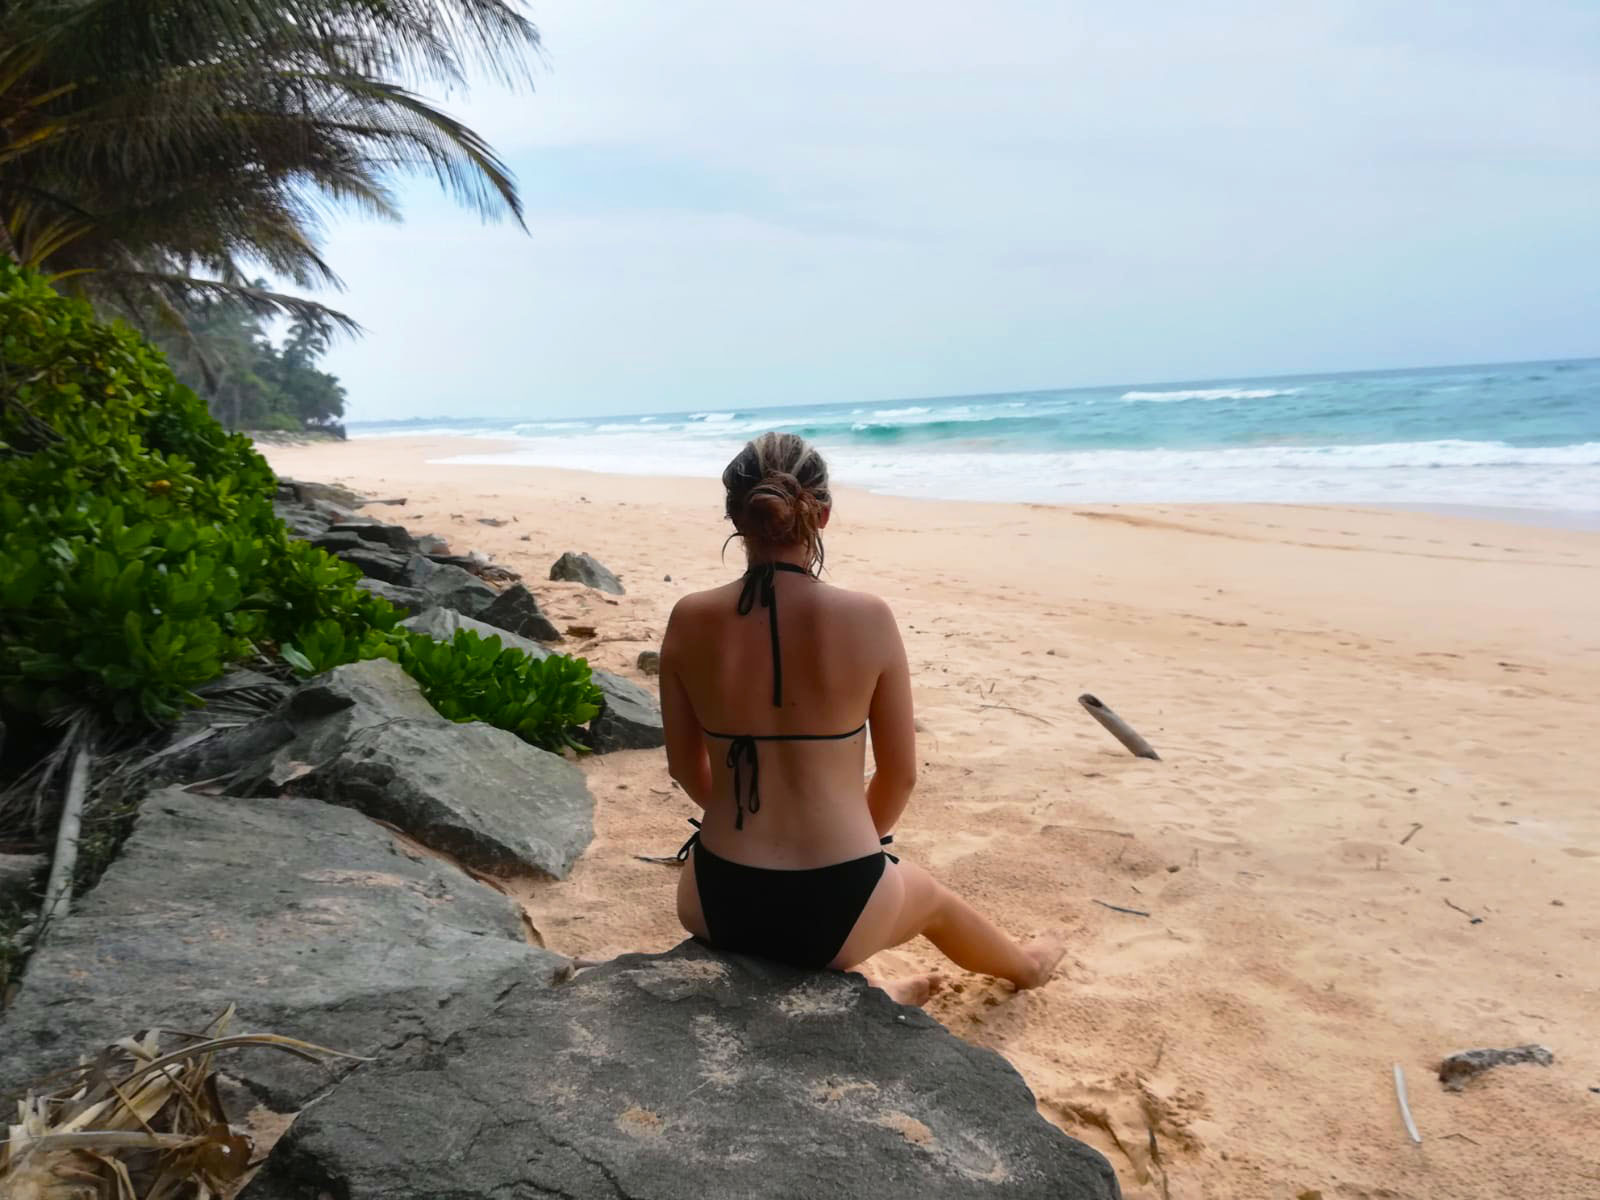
[865,598,917,837]
[660,599,713,809]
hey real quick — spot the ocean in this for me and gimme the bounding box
[349,358,1600,516]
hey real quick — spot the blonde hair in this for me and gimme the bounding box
[722,432,831,571]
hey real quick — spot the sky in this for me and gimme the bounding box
[310,1,1600,421]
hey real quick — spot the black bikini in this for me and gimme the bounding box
[679,561,896,970]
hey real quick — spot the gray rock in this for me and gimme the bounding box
[336,543,413,584]
[399,607,549,658]
[0,853,44,907]
[328,520,417,553]
[243,941,1120,1200]
[415,534,450,555]
[479,583,563,643]
[274,505,331,541]
[424,551,487,575]
[355,577,430,616]
[0,788,564,1106]
[402,553,497,617]
[590,670,665,752]
[636,649,661,675]
[278,478,367,509]
[308,529,366,554]
[399,609,664,754]
[275,660,594,878]
[551,550,625,595]
[1438,1044,1555,1091]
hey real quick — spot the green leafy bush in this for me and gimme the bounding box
[389,629,602,754]
[0,263,282,721]
[1,264,602,756]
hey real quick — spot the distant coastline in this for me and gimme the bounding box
[346,357,1600,515]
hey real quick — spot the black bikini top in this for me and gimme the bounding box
[703,561,866,831]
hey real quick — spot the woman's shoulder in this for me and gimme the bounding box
[665,579,744,626]
[816,578,897,625]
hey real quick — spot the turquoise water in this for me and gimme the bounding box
[351,358,1600,513]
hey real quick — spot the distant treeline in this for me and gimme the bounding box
[152,299,347,435]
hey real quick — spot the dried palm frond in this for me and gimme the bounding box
[1,1005,362,1199]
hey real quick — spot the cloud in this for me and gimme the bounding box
[312,0,1600,419]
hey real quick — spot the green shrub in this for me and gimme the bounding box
[1,264,602,756]
[389,629,603,754]
[0,263,282,722]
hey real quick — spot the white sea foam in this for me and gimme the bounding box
[687,411,738,422]
[869,405,932,418]
[1120,387,1301,402]
[432,437,1600,513]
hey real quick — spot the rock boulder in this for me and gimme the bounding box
[551,550,625,595]
[403,553,497,617]
[243,941,1120,1200]
[355,577,431,616]
[274,659,595,879]
[0,788,564,1106]
[479,582,563,643]
[589,671,665,752]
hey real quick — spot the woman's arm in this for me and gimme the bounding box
[865,599,917,837]
[659,599,713,809]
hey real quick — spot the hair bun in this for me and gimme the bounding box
[721,432,832,570]
[745,471,804,544]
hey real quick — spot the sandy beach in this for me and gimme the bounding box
[264,436,1600,1200]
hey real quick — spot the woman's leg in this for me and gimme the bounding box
[832,859,1065,989]
[676,851,709,940]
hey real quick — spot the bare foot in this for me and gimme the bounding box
[872,972,945,1007]
[1016,934,1068,990]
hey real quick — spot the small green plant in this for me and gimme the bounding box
[392,629,603,754]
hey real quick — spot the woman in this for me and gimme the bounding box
[661,432,1065,1003]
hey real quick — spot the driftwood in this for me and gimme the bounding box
[37,748,89,937]
[1393,1064,1421,1144]
[1077,694,1161,760]
[1092,899,1150,918]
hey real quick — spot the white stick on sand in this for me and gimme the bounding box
[1394,1063,1421,1144]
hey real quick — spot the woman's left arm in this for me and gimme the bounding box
[660,599,713,808]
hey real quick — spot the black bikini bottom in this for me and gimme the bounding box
[693,839,888,970]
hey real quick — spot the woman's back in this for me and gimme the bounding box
[663,430,1061,992]
[662,569,899,868]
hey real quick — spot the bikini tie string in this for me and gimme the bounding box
[726,735,760,830]
[879,834,899,864]
[676,818,702,862]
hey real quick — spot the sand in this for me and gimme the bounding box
[265,436,1600,1199]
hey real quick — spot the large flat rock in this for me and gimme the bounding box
[276,659,595,878]
[243,941,1121,1200]
[0,788,564,1106]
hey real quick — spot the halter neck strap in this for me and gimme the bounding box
[737,561,812,707]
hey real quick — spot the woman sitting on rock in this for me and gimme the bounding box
[661,432,1065,1003]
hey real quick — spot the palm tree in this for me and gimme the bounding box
[0,0,540,332]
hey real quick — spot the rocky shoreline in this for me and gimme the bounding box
[1,481,1120,1198]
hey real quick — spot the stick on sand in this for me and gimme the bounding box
[1078,694,1161,760]
[1394,1064,1421,1144]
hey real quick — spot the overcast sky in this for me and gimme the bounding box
[312,1,1600,421]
